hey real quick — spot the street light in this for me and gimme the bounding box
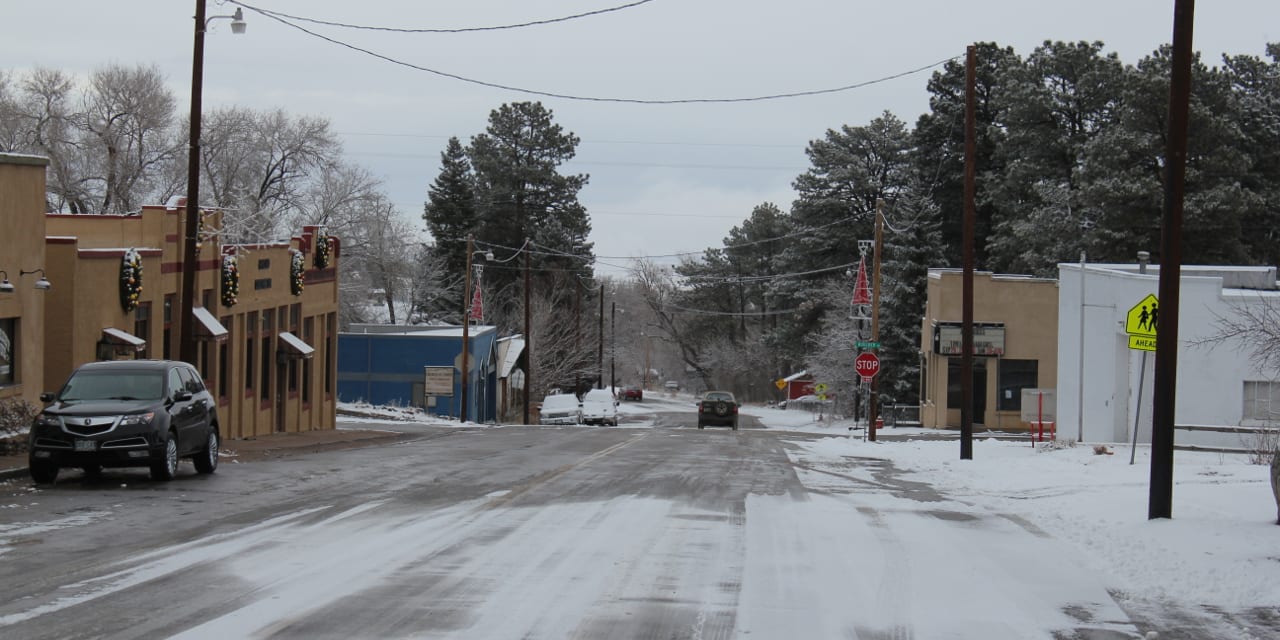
[459,235,494,423]
[179,1,245,365]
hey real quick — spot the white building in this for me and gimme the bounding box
[1056,262,1279,448]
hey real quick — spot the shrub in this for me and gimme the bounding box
[0,397,38,455]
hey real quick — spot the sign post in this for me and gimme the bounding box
[1125,294,1158,463]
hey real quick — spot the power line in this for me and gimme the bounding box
[232,0,657,34]
[232,4,960,105]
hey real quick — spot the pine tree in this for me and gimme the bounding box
[986,41,1126,275]
[913,42,1021,268]
[423,136,478,317]
[878,189,945,405]
[466,102,594,329]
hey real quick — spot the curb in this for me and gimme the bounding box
[0,466,26,481]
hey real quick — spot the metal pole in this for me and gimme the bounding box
[1151,0,1194,519]
[870,199,884,441]
[1077,251,1087,443]
[597,283,604,389]
[575,279,582,394]
[610,301,616,392]
[1130,252,1151,465]
[523,239,531,425]
[179,0,207,365]
[960,44,976,460]
[460,235,473,423]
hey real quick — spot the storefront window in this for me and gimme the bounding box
[997,359,1038,411]
[0,318,15,385]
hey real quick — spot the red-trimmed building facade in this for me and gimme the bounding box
[37,201,341,439]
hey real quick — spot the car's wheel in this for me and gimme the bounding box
[29,460,58,484]
[150,432,179,481]
[697,422,705,429]
[193,429,219,474]
[731,420,739,431]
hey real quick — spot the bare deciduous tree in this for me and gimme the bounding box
[81,64,178,214]
[199,106,339,243]
[1195,293,1280,375]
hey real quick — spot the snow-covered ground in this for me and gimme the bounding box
[341,395,1280,621]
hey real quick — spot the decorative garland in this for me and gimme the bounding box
[119,248,142,312]
[313,229,331,269]
[221,254,239,307]
[289,249,305,296]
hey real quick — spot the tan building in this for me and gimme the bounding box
[2,151,340,440]
[920,269,1058,430]
[0,153,51,407]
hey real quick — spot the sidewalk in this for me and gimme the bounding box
[0,426,416,482]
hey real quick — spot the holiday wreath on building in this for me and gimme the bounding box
[119,248,143,312]
[289,249,305,296]
[221,254,239,307]
[313,228,331,269]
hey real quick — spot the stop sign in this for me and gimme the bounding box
[855,352,880,380]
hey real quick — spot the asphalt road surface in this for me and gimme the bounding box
[0,400,1262,639]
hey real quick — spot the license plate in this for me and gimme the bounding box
[74,440,96,452]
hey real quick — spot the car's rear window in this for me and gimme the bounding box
[60,371,165,401]
[704,392,733,402]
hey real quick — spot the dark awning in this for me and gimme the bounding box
[101,327,146,351]
[278,331,314,359]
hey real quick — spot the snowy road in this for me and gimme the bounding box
[0,414,1156,638]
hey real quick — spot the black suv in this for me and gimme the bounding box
[697,391,739,430]
[28,360,221,483]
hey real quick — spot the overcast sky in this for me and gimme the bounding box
[4,1,1279,277]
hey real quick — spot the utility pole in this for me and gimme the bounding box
[575,279,582,394]
[1150,0,1195,520]
[961,44,977,461]
[460,234,474,423]
[869,199,884,442]
[523,239,531,425]
[597,283,604,389]
[610,300,617,392]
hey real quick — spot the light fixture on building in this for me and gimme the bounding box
[0,271,13,293]
[19,268,51,290]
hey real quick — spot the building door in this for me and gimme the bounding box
[972,360,987,425]
[947,359,988,426]
[275,356,287,432]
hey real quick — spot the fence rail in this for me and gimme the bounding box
[1173,424,1277,456]
[883,404,921,427]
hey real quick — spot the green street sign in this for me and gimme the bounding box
[855,341,880,349]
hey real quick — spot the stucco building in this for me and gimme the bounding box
[1,151,340,440]
[920,269,1059,430]
[1057,262,1279,447]
[0,153,51,408]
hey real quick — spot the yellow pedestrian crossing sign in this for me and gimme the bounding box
[1125,294,1158,351]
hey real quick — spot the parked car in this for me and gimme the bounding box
[27,360,221,483]
[580,388,619,426]
[697,391,739,430]
[620,386,643,401]
[539,393,582,426]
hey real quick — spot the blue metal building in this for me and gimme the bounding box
[337,324,498,422]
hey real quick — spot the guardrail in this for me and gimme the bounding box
[1174,423,1277,456]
